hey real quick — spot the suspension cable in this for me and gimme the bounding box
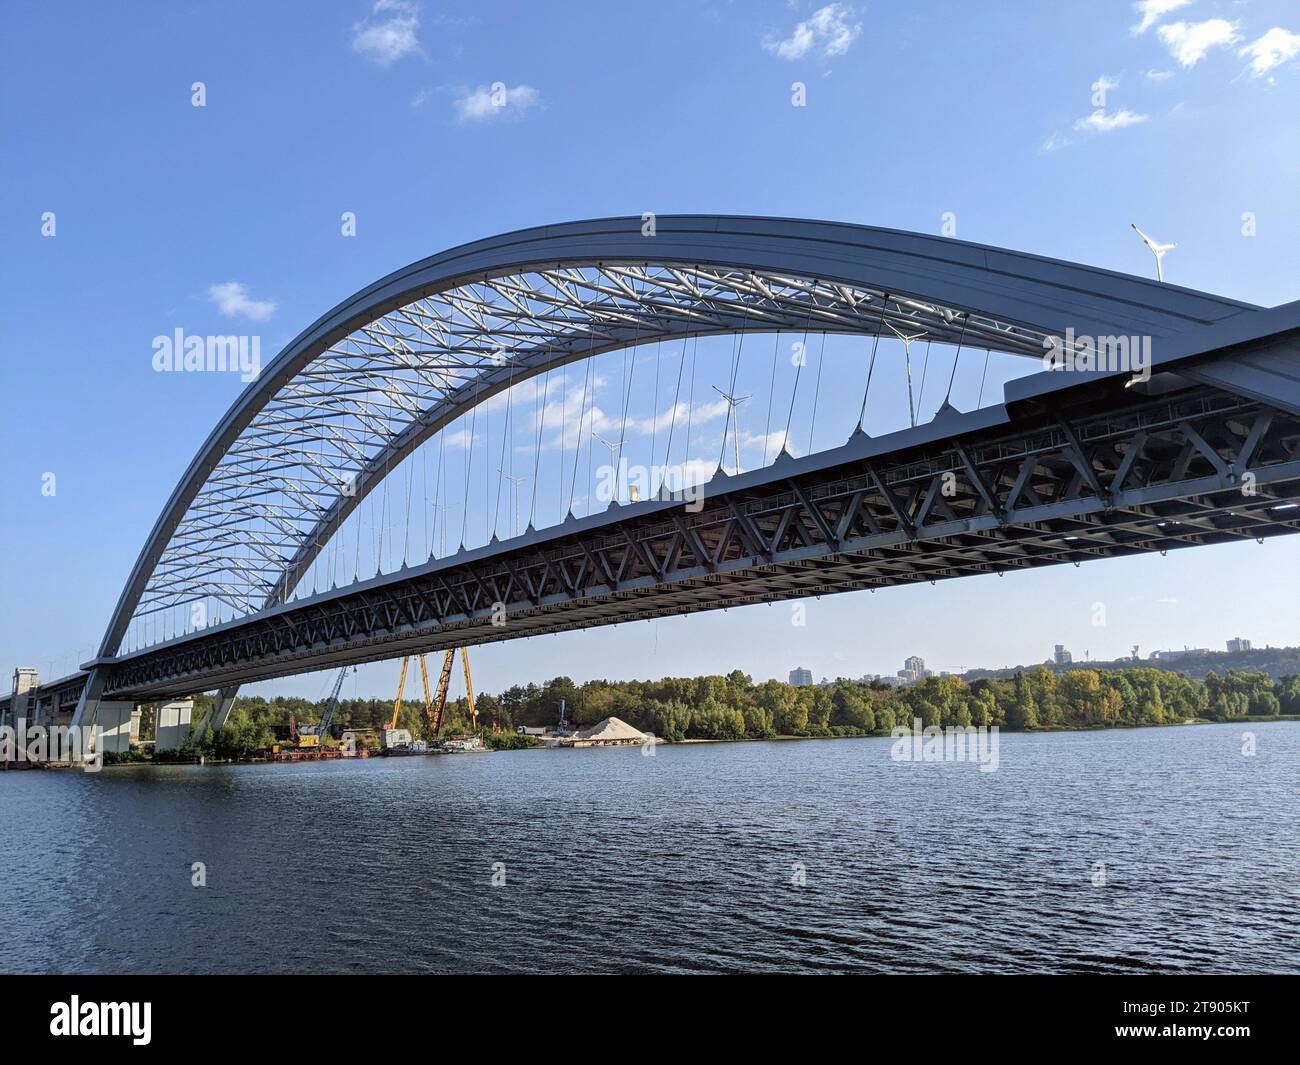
[916,339,933,420]
[529,368,551,528]
[717,332,742,470]
[857,292,890,432]
[662,336,688,489]
[807,330,827,455]
[568,355,593,517]
[783,294,816,451]
[684,334,699,465]
[943,313,971,406]
[493,387,512,538]
[763,331,779,466]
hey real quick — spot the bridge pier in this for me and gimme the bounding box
[97,701,137,754]
[153,699,193,751]
[192,686,238,743]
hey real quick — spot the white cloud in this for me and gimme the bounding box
[441,427,476,450]
[454,83,540,123]
[763,3,862,61]
[741,428,800,460]
[1238,27,1300,77]
[1040,131,1073,153]
[679,457,723,484]
[207,282,276,322]
[1130,0,1192,36]
[351,0,421,67]
[1073,108,1150,132]
[1157,19,1240,68]
[1144,68,1175,81]
[623,397,731,437]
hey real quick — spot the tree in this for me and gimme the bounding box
[1006,672,1038,730]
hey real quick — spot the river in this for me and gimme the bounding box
[3,722,1296,973]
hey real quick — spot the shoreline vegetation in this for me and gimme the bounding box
[100,665,1300,767]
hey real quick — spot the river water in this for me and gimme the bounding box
[3,722,1296,974]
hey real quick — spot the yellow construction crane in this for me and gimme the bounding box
[390,656,411,731]
[427,648,478,737]
[392,649,479,739]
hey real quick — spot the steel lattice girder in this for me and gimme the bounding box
[97,215,1267,663]
[100,369,1300,700]
[133,266,1054,625]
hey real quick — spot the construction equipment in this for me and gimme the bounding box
[390,656,411,731]
[423,647,478,738]
[298,666,350,748]
[385,648,479,744]
[319,666,349,739]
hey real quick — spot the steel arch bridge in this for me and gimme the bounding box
[67,215,1300,730]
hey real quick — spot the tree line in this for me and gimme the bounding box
[186,666,1300,755]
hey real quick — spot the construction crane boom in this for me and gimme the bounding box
[318,666,349,740]
[461,648,477,732]
[432,649,455,736]
[390,656,410,731]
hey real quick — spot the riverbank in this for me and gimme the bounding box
[72,712,1300,770]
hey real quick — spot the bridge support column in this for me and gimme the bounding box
[192,686,238,743]
[154,699,193,752]
[97,701,136,754]
[69,669,105,731]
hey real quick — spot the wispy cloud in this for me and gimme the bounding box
[763,3,862,61]
[1130,0,1191,36]
[351,0,421,67]
[1238,27,1300,78]
[1144,68,1175,81]
[1157,19,1240,68]
[741,428,799,459]
[207,282,275,322]
[1074,107,1150,132]
[1040,131,1073,153]
[454,83,541,123]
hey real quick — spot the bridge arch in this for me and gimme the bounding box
[97,216,1258,662]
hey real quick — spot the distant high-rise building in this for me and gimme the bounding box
[788,667,813,688]
[897,656,929,685]
[1053,644,1073,666]
[1226,637,1252,653]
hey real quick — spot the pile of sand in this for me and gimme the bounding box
[573,716,647,742]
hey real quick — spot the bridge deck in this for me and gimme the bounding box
[99,335,1300,700]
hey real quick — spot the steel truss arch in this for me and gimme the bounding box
[97,216,1260,661]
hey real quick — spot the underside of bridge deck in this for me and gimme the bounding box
[100,360,1300,700]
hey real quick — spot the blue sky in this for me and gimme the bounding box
[2,0,1298,700]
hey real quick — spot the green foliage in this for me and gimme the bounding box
[123,663,1296,767]
[483,731,540,750]
[101,748,152,765]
